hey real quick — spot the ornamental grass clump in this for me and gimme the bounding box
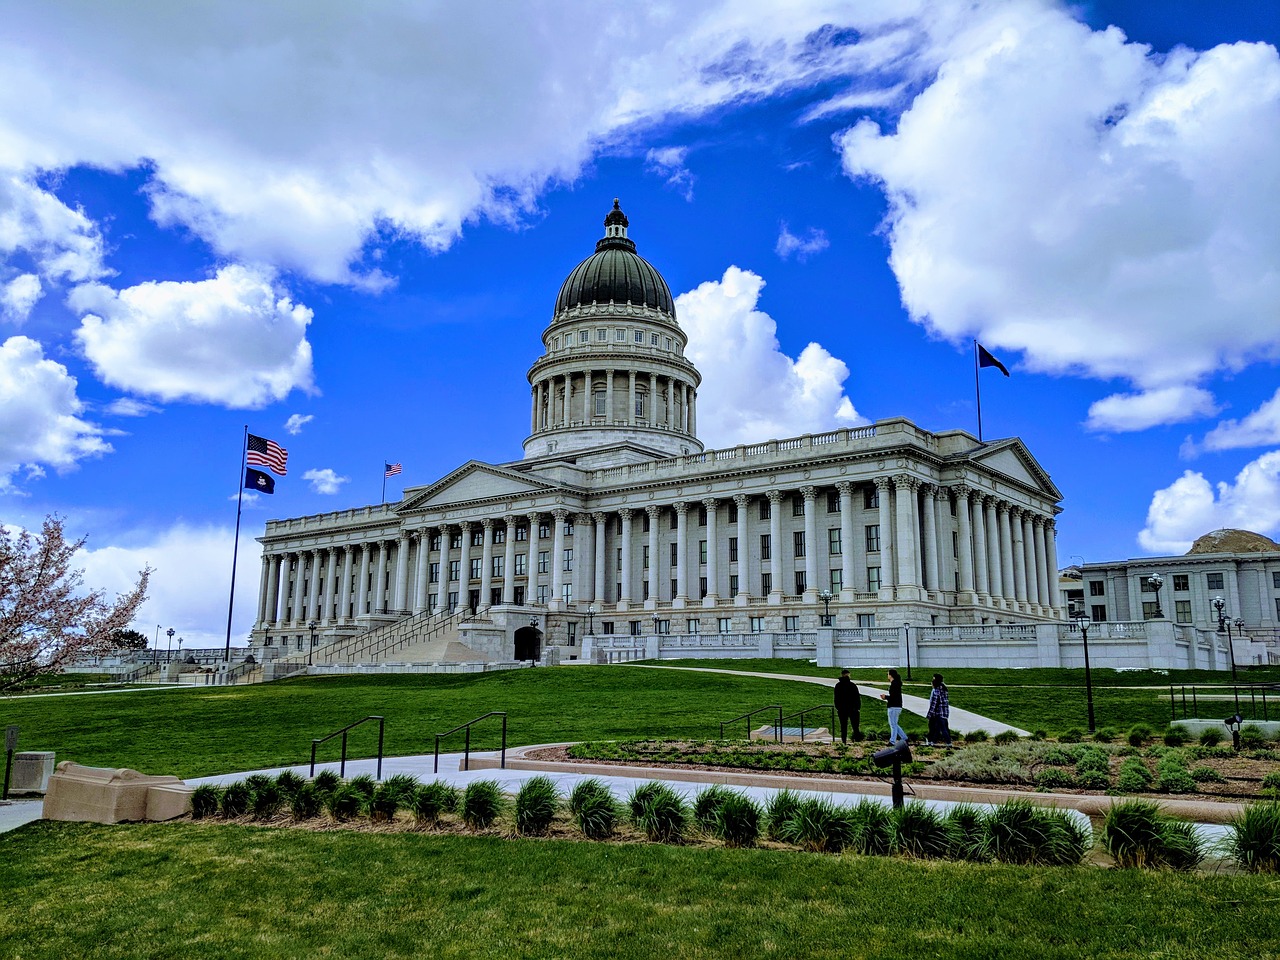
[190,784,221,820]
[846,799,894,856]
[325,785,363,822]
[461,780,505,831]
[380,774,421,805]
[346,774,377,801]
[514,776,560,836]
[274,770,305,801]
[992,730,1019,746]
[312,770,341,795]
[1199,728,1224,747]
[891,802,954,859]
[370,783,403,823]
[763,789,802,842]
[1227,801,1280,872]
[251,780,283,820]
[711,793,761,848]
[568,778,610,817]
[1240,726,1268,750]
[692,785,733,832]
[944,804,990,862]
[1128,724,1154,747]
[408,781,459,825]
[777,797,856,853]
[1163,725,1189,747]
[984,799,1088,866]
[1101,800,1205,870]
[628,782,663,820]
[629,783,687,843]
[290,782,322,820]
[573,785,621,841]
[219,782,251,818]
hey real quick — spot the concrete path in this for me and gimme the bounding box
[0,799,44,833]
[623,664,1030,737]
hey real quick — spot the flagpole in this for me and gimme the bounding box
[973,339,984,443]
[381,464,387,504]
[224,425,249,664]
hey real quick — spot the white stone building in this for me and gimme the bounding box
[251,201,1069,669]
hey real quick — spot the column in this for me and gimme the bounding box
[666,378,676,429]
[550,510,568,605]
[1011,508,1028,604]
[619,509,634,604]
[876,477,894,593]
[264,554,281,626]
[955,486,976,597]
[357,545,372,616]
[649,372,658,424]
[530,384,538,434]
[393,533,411,611]
[256,555,271,626]
[339,546,354,621]
[1033,515,1050,610]
[689,389,696,435]
[1022,512,1038,610]
[935,489,953,593]
[646,505,660,604]
[305,549,321,622]
[413,533,430,613]
[972,495,990,599]
[565,373,574,425]
[674,501,689,603]
[682,383,691,432]
[893,476,918,594]
[837,482,855,601]
[480,519,495,610]
[605,369,614,422]
[997,503,1016,603]
[628,370,637,425]
[703,498,719,604]
[1044,518,1061,613]
[767,490,783,601]
[593,512,607,603]
[573,513,591,604]
[502,516,517,604]
[733,494,751,601]
[436,527,451,613]
[921,484,939,593]
[801,486,818,600]
[458,522,473,611]
[525,513,540,605]
[323,547,339,623]
[372,541,389,615]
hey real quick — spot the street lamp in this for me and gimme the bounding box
[652,612,660,635]
[177,636,184,662]
[818,589,833,627]
[165,627,175,664]
[1146,573,1164,619]
[1074,614,1096,733]
[308,620,318,666]
[902,622,912,680]
[1213,596,1238,685]
[153,624,160,662]
[586,604,596,637]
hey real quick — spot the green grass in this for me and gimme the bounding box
[2,821,1278,959]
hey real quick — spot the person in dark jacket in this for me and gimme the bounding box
[926,673,951,746]
[833,669,860,743]
[879,668,906,744]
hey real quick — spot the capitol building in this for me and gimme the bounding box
[251,201,1071,670]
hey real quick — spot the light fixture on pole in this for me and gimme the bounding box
[1146,573,1164,619]
[166,627,175,664]
[1213,596,1238,686]
[586,604,596,637]
[153,624,160,661]
[177,636,184,661]
[902,622,912,680]
[308,620,318,667]
[818,589,833,627]
[652,612,660,635]
[1074,614,1096,733]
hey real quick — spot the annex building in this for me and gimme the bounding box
[251,201,1074,672]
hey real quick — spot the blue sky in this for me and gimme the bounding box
[2,1,1278,647]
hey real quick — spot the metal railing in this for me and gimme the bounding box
[779,704,836,741]
[1170,683,1277,722]
[309,716,386,779]
[719,705,783,742]
[434,711,507,773]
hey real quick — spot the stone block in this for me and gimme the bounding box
[42,761,183,824]
[9,751,56,795]
[146,782,194,821]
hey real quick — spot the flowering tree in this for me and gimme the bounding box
[0,515,150,690]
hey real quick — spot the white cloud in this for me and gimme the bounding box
[1199,388,1280,452]
[837,6,1280,429]
[1139,451,1280,553]
[1,273,42,322]
[0,173,107,286]
[0,335,110,490]
[677,266,865,446]
[303,468,349,495]
[71,264,314,408]
[103,397,160,417]
[775,222,830,261]
[1085,386,1220,433]
[644,146,695,200]
[284,413,314,435]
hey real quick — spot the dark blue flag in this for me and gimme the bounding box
[977,343,1010,376]
[245,466,275,495]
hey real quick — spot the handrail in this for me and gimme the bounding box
[434,711,507,773]
[719,705,783,742]
[779,704,836,742]
[309,716,386,779]
[1170,682,1276,722]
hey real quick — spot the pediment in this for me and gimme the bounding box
[397,461,560,513]
[967,440,1061,499]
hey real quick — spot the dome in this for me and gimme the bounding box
[1185,528,1280,555]
[554,200,675,317]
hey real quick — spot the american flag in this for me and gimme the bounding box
[247,434,288,475]
[384,462,402,478]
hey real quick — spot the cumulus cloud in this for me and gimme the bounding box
[1198,388,1280,452]
[0,173,107,287]
[677,266,865,446]
[775,222,830,261]
[284,413,313,435]
[1086,386,1220,433]
[1139,452,1280,553]
[0,335,110,490]
[837,5,1280,430]
[103,397,160,417]
[303,468,349,495]
[71,264,314,408]
[645,146,695,200]
[1,273,42,322]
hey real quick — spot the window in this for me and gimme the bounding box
[552,336,559,349]
[471,530,483,547]
[1273,571,1280,589]
[784,616,799,633]
[1142,601,1159,620]
[603,621,615,634]
[576,330,587,344]
[865,524,880,552]
[538,522,549,539]
[729,574,739,595]
[629,621,642,636]
[1091,604,1107,622]
[642,512,651,532]
[562,584,573,603]
[699,540,708,564]
[449,560,461,581]
[669,510,678,530]
[718,617,733,634]
[642,582,650,600]
[827,491,840,513]
[761,572,772,594]
[430,534,442,551]
[1173,574,1189,591]
[565,522,574,537]
[1175,600,1192,623]
[634,330,644,344]
[699,577,707,598]
[597,328,607,341]
[858,613,876,628]
[450,533,462,549]
[1140,577,1158,593]
[749,616,764,634]
[493,527,505,545]
[567,622,577,644]
[514,554,527,576]
[448,591,459,609]
[760,534,771,560]
[635,396,646,418]
[429,562,440,584]
[698,506,707,526]
[615,328,626,341]
[1089,580,1104,597]
[1276,597,1280,620]
[651,333,659,345]
[865,488,879,509]
[670,542,678,566]
[670,579,677,598]
[867,566,881,591]
[538,551,549,574]
[515,526,528,542]
[536,585,549,604]
[469,558,482,580]
[793,531,806,558]
[794,571,807,594]
[642,545,650,569]
[594,393,606,417]
[657,619,670,635]
[759,499,771,520]
[563,548,573,572]
[687,619,700,635]
[828,528,841,555]
[830,570,843,592]
[1206,572,1224,590]
[728,537,738,562]
[952,531,959,559]
[728,502,738,523]
[792,496,805,517]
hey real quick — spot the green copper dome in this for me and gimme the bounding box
[554,200,675,318]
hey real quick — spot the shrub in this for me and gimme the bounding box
[1058,729,1083,744]
[1042,747,1075,767]
[1077,771,1110,790]
[460,780,505,830]
[1092,728,1116,744]
[944,804,989,862]
[275,770,305,800]
[992,731,1019,746]
[325,785,363,822]
[1157,763,1197,795]
[312,770,341,795]
[712,793,762,848]
[1031,730,1048,742]
[574,786,621,841]
[568,778,610,817]
[290,782,322,820]
[628,782,663,820]
[1199,728,1224,747]
[190,784,221,819]
[1101,800,1204,870]
[764,789,803,842]
[630,783,687,843]
[1116,758,1153,793]
[846,799,894,856]
[380,774,421,805]
[1190,766,1225,784]
[219,782,250,818]
[1240,726,1268,750]
[370,783,403,822]
[1128,724,1154,747]
[1229,802,1280,872]
[984,799,1089,866]
[965,729,989,744]
[692,785,733,832]
[891,802,954,859]
[1262,771,1280,797]
[1034,768,1075,791]
[778,797,856,853]
[346,774,377,800]
[409,781,459,825]
[1075,747,1110,776]
[251,780,283,819]
[1163,725,1189,747]
[244,773,272,794]
[514,776,560,836]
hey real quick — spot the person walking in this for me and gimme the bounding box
[833,669,860,743]
[926,673,951,746]
[880,668,906,744]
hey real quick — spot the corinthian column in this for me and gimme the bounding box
[955,486,975,599]
[703,498,719,605]
[801,486,818,600]
[875,476,894,595]
[837,482,855,601]
[502,516,517,605]
[674,501,689,604]
[767,490,783,602]
[646,505,660,605]
[593,512,607,603]
[733,494,751,603]
[619,509,634,605]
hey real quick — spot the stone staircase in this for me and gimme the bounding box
[272,608,482,669]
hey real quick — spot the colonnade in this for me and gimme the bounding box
[530,368,695,435]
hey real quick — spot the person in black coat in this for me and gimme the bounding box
[833,669,860,743]
[880,668,906,744]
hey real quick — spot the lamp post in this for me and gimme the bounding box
[308,620,318,666]
[818,589,833,627]
[586,604,596,637]
[1074,614,1096,733]
[1213,596,1238,685]
[165,627,175,664]
[1146,573,1164,619]
[902,622,912,680]
[652,612,660,636]
[153,624,160,663]
[177,636,183,662]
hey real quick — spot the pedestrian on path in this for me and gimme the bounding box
[833,669,860,743]
[880,668,905,744]
[926,673,951,746]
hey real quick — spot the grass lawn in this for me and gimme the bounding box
[2,820,1277,960]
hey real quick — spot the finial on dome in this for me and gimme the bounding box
[603,198,629,235]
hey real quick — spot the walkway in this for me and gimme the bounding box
[624,664,1030,737]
